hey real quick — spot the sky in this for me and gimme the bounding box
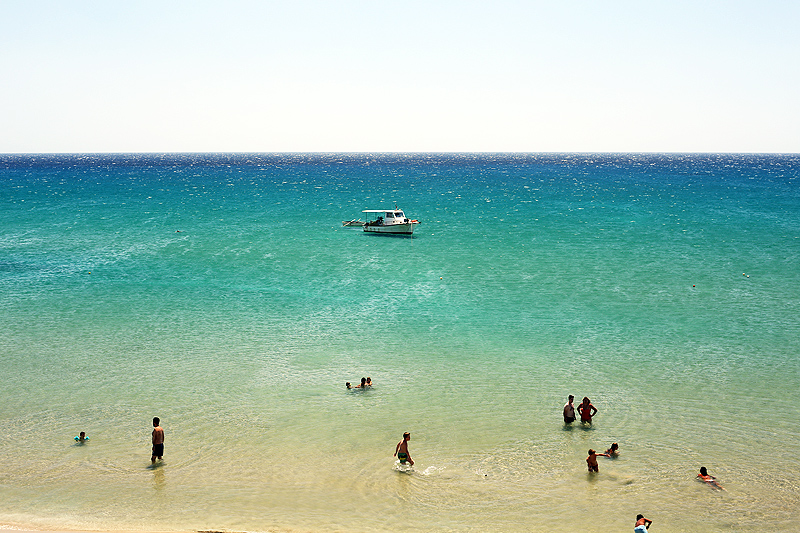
[1,0,799,153]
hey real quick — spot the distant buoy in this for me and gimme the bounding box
[440,277,443,280]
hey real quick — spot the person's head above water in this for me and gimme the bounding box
[700,466,708,476]
[346,382,351,389]
[361,377,367,386]
[403,432,410,440]
[153,417,160,427]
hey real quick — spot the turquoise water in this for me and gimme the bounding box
[1,153,799,532]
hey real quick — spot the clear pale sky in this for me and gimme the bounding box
[2,1,798,153]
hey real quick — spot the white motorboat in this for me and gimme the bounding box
[362,208,419,235]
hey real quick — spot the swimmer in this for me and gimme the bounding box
[366,377,372,387]
[394,432,414,466]
[697,466,725,490]
[577,397,597,424]
[605,442,619,456]
[356,377,367,388]
[586,449,609,473]
[634,514,653,532]
[346,382,352,389]
[563,395,576,424]
[74,431,88,442]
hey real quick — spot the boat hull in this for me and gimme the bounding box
[363,222,415,234]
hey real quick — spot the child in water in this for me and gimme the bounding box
[394,432,414,466]
[586,449,609,472]
[605,442,619,456]
[74,431,88,443]
[697,466,725,490]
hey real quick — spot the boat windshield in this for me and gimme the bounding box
[385,212,395,218]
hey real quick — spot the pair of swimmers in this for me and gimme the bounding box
[346,377,372,389]
[586,443,618,472]
[563,395,598,424]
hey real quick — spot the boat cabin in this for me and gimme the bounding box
[362,210,410,225]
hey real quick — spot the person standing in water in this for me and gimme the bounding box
[577,397,597,424]
[394,432,414,466]
[563,395,576,424]
[151,417,164,464]
[586,449,609,472]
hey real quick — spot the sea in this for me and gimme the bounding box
[1,153,798,533]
